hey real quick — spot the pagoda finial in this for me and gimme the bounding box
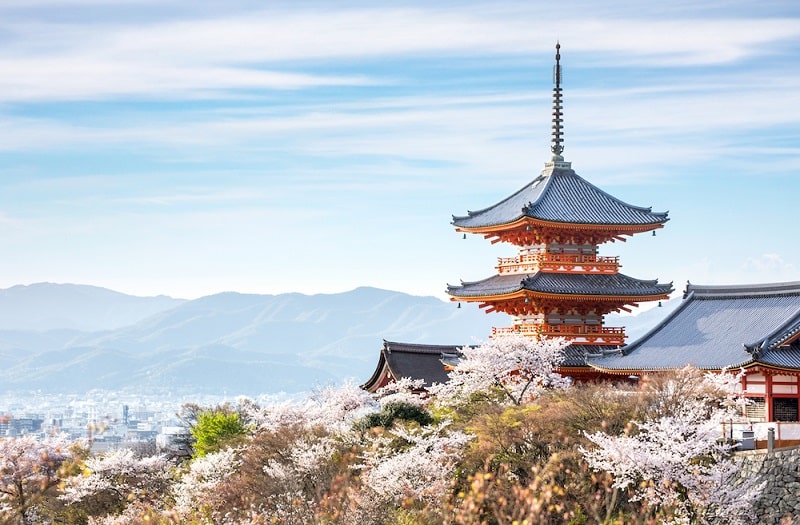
[551,42,565,160]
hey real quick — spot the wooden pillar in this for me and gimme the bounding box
[766,374,774,422]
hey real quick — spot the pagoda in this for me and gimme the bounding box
[447,44,673,372]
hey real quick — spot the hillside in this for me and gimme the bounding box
[0,286,500,395]
[0,283,185,332]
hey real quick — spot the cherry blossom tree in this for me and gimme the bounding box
[189,383,378,525]
[430,334,570,405]
[359,421,472,507]
[61,448,172,520]
[374,377,428,408]
[0,434,74,525]
[582,368,762,525]
[249,381,378,433]
[172,447,240,520]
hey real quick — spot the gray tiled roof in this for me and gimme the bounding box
[452,165,668,229]
[589,282,800,372]
[563,344,609,367]
[361,341,465,390]
[363,340,598,387]
[447,274,527,297]
[447,272,672,298]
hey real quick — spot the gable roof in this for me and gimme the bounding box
[588,281,800,373]
[452,165,668,230]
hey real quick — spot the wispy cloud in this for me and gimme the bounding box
[0,6,797,102]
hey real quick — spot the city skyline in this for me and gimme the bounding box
[1,1,799,304]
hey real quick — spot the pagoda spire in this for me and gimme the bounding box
[551,42,565,160]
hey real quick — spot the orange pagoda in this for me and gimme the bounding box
[446,44,673,376]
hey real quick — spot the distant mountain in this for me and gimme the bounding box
[0,284,677,397]
[0,286,500,396]
[0,283,185,331]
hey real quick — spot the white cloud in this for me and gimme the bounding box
[0,6,796,102]
[0,57,373,102]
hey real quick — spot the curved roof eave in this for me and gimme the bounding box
[446,274,528,298]
[360,345,390,392]
[521,272,673,298]
[587,359,759,375]
[448,272,673,298]
[452,174,550,229]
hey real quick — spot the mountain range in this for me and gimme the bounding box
[0,283,676,396]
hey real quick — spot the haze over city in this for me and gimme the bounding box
[0,0,798,302]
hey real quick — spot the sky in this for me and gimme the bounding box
[0,0,799,304]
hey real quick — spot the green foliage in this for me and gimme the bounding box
[355,401,433,430]
[190,408,248,457]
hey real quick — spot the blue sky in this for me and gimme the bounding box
[0,0,799,304]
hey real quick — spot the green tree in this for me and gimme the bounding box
[191,408,248,458]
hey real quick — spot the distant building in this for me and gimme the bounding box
[0,415,45,438]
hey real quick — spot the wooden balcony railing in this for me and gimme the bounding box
[497,253,619,275]
[492,323,626,346]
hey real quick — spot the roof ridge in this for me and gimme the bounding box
[759,306,800,350]
[383,340,467,354]
[688,281,800,298]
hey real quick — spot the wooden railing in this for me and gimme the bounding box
[492,323,626,345]
[497,253,619,275]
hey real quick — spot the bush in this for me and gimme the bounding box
[355,401,433,430]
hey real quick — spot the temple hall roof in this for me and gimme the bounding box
[361,339,608,392]
[588,282,800,373]
[361,340,465,392]
[452,165,669,230]
[447,271,673,299]
[564,344,609,368]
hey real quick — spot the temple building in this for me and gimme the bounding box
[362,46,800,435]
[364,44,672,390]
[589,281,800,424]
[446,43,672,379]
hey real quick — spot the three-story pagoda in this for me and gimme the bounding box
[447,44,673,369]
